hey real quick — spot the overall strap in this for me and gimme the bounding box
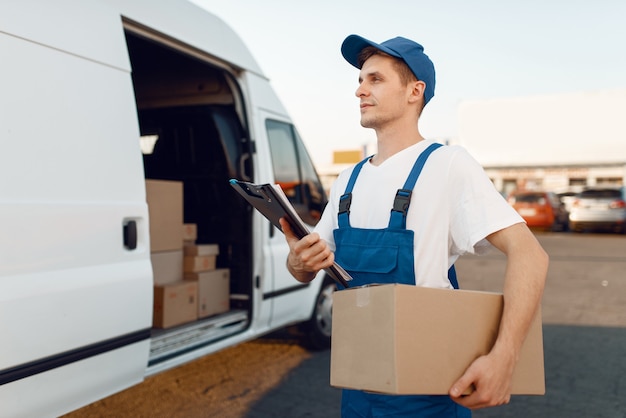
[388,142,459,288]
[389,143,443,229]
[338,155,372,228]
[448,264,459,289]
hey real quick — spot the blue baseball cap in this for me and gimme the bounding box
[341,34,436,105]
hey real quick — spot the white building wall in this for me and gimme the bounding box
[457,89,626,194]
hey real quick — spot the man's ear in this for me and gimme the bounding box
[408,80,426,104]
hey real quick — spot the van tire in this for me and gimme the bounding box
[299,277,336,351]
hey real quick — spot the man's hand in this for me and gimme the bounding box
[279,218,334,283]
[449,347,516,409]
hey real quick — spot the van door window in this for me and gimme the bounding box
[265,120,327,226]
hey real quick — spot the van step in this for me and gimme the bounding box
[149,310,249,363]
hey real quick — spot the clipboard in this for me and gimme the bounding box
[229,179,352,288]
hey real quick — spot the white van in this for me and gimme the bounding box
[0,1,334,416]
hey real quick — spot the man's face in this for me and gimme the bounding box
[356,54,413,130]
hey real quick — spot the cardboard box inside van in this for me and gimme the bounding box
[145,179,184,252]
[183,243,219,257]
[182,223,197,242]
[184,255,216,273]
[184,268,230,318]
[153,280,198,329]
[150,250,184,285]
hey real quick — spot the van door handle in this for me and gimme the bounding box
[238,153,252,181]
[124,220,138,250]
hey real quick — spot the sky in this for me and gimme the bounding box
[190,0,626,166]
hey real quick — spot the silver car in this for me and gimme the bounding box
[569,187,626,233]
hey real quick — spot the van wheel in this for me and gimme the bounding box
[299,277,336,351]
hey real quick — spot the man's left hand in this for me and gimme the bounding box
[448,349,515,409]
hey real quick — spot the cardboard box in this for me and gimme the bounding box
[153,281,198,328]
[184,255,216,272]
[150,250,184,285]
[145,179,184,252]
[183,243,219,257]
[331,284,545,395]
[184,268,230,318]
[183,223,197,242]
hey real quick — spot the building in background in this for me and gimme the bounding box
[457,89,626,197]
[317,145,374,193]
[317,89,626,198]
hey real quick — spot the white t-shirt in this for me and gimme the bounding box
[314,140,524,289]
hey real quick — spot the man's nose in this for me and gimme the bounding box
[355,83,368,97]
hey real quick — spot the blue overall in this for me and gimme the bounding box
[334,143,471,418]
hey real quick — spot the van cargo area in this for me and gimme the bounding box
[125,31,254,368]
[0,2,333,415]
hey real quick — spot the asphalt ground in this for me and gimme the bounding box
[66,232,626,418]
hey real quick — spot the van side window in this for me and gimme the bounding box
[266,119,327,226]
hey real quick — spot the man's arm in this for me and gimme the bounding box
[279,218,335,283]
[450,222,549,409]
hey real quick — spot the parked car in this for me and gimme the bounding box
[507,191,569,231]
[557,191,578,213]
[569,187,626,233]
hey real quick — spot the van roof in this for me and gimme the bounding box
[107,0,265,76]
[0,0,266,78]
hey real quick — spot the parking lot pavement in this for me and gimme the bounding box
[242,346,342,417]
[427,233,626,417]
[65,233,626,418]
[473,324,626,418]
[239,322,626,418]
[245,233,626,418]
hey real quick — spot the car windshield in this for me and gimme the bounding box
[514,193,545,203]
[579,189,622,199]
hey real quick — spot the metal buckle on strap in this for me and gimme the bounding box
[339,193,352,215]
[392,189,412,215]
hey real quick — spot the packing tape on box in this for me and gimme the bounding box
[356,286,371,307]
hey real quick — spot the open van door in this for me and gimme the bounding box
[262,115,329,328]
[0,2,152,416]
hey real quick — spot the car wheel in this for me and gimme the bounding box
[299,276,335,351]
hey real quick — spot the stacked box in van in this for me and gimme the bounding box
[146,180,198,328]
[183,243,230,318]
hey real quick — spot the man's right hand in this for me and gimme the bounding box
[279,218,334,283]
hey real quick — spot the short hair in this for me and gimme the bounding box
[357,46,417,86]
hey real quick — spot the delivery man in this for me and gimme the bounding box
[280,34,548,417]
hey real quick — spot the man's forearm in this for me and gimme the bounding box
[492,224,549,359]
